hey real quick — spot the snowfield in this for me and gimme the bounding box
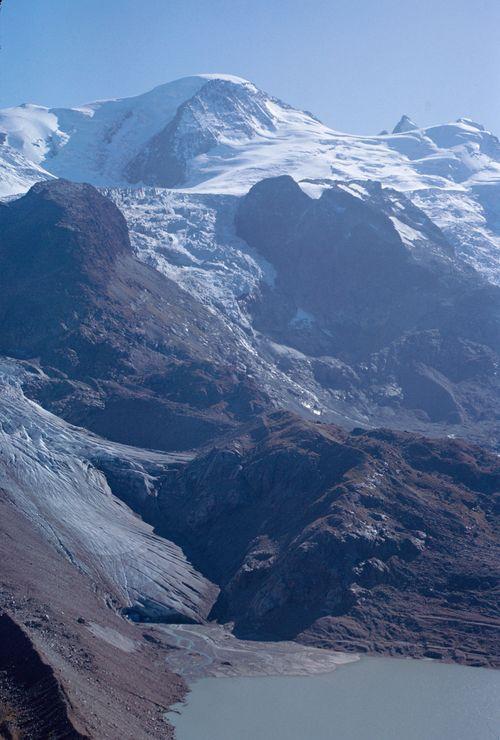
[1,73,499,285]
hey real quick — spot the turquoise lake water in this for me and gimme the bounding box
[171,656,500,740]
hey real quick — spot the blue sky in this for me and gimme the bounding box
[1,0,499,134]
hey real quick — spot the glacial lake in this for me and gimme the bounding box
[171,656,500,740]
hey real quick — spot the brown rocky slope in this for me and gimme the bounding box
[152,411,500,667]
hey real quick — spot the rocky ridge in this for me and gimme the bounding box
[151,411,500,667]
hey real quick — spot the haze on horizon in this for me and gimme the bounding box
[0,0,499,135]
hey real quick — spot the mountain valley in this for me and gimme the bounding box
[0,74,499,737]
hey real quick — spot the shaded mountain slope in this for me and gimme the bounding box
[153,411,500,666]
[236,175,499,357]
[1,80,499,445]
[235,176,500,432]
[0,180,267,450]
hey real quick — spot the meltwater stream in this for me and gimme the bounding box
[170,656,500,740]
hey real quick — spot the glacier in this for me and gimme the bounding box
[0,358,217,623]
[1,73,499,287]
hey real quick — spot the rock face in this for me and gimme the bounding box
[155,411,500,666]
[126,78,277,187]
[235,176,500,431]
[392,114,419,134]
[237,176,450,354]
[0,180,267,450]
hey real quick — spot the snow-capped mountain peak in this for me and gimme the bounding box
[1,73,500,285]
[124,76,283,188]
[195,72,254,85]
[0,74,306,189]
[2,74,499,198]
[392,114,419,134]
[456,117,485,131]
[0,75,256,189]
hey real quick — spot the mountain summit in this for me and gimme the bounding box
[1,74,500,205]
[0,74,326,192]
[392,114,419,133]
